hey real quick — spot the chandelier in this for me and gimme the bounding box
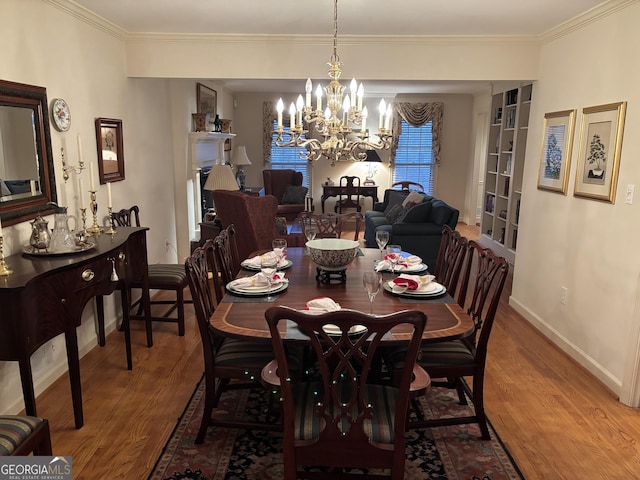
[274,0,393,166]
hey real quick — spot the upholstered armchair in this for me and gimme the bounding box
[262,169,312,221]
[212,190,305,260]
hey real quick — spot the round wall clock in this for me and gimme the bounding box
[50,98,71,132]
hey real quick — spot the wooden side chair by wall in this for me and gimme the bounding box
[111,205,190,346]
[0,416,52,456]
[262,306,429,480]
[403,241,509,440]
[212,224,240,285]
[335,175,362,213]
[296,211,364,241]
[433,225,469,307]
[186,243,302,444]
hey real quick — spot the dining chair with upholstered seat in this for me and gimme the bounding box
[0,416,52,456]
[111,205,190,346]
[398,241,509,440]
[296,211,364,241]
[212,224,240,284]
[186,241,304,444]
[262,306,429,479]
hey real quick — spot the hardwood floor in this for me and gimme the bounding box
[31,223,640,479]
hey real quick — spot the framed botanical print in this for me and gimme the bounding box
[574,102,626,203]
[95,117,125,184]
[537,109,576,194]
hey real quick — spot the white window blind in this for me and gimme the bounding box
[392,120,435,194]
[270,120,310,187]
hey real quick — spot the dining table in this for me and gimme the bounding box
[209,246,475,344]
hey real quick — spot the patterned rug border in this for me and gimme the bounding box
[148,376,525,480]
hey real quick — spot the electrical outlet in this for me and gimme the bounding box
[165,240,171,252]
[625,184,635,204]
[560,286,568,305]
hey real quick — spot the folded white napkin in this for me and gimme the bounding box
[242,250,286,267]
[375,254,423,272]
[305,297,341,314]
[228,271,288,289]
[391,273,436,292]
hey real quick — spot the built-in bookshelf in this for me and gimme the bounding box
[479,83,532,264]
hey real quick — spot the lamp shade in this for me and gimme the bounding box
[203,164,239,191]
[231,146,252,166]
[364,150,382,163]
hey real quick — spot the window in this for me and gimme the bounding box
[270,120,310,187]
[392,120,435,194]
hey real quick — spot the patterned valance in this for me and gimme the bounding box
[390,102,444,166]
[263,101,275,165]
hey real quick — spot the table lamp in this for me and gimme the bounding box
[231,146,252,191]
[363,149,382,185]
[203,163,239,192]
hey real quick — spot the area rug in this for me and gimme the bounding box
[148,378,524,480]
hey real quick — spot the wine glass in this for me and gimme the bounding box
[261,258,277,301]
[305,225,317,242]
[375,231,390,259]
[363,271,382,314]
[272,238,287,266]
[386,244,402,274]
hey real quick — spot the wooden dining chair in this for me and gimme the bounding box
[262,306,429,479]
[404,241,509,440]
[391,180,424,192]
[296,211,364,241]
[186,241,299,444]
[335,175,362,213]
[212,224,240,285]
[111,205,189,345]
[0,416,52,456]
[433,225,469,307]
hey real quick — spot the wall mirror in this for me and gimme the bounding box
[0,79,57,226]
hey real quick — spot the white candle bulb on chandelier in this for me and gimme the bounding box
[289,103,296,130]
[378,99,386,130]
[305,79,313,108]
[385,103,393,130]
[357,83,364,110]
[342,95,351,124]
[350,78,357,100]
[296,95,304,126]
[361,106,368,133]
[316,85,323,111]
[276,98,284,129]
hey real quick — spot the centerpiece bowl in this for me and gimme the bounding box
[306,238,360,270]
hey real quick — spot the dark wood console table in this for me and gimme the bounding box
[0,227,150,428]
[321,184,378,213]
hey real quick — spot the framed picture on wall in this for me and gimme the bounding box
[196,83,217,130]
[537,109,576,194]
[95,117,125,184]
[574,101,626,203]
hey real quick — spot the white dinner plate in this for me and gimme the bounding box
[374,261,428,273]
[226,281,288,297]
[241,259,293,271]
[321,324,368,336]
[383,280,446,298]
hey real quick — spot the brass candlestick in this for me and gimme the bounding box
[86,190,103,235]
[80,208,87,234]
[0,236,12,276]
[106,207,117,235]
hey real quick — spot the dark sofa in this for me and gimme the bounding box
[364,189,459,269]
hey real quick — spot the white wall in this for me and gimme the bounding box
[0,0,179,414]
[511,2,640,401]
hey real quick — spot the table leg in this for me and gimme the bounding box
[18,356,37,417]
[96,295,106,346]
[119,286,133,370]
[64,328,84,429]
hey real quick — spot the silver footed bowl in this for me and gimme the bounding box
[306,238,359,270]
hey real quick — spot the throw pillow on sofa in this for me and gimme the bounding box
[402,190,424,207]
[385,203,404,223]
[282,185,308,204]
[383,190,409,215]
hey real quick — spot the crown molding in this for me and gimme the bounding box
[45,0,128,40]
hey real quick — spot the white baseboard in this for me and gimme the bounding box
[509,295,622,395]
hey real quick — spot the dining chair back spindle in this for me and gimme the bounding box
[297,211,364,241]
[262,306,429,479]
[213,224,240,285]
[433,225,469,307]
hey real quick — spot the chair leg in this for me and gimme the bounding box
[196,375,217,444]
[454,377,468,405]
[472,375,490,440]
[177,288,185,336]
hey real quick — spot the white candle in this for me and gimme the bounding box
[385,104,392,130]
[289,103,296,130]
[305,79,312,108]
[378,99,386,130]
[89,162,95,190]
[315,85,323,111]
[357,83,364,111]
[276,98,283,129]
[361,106,368,133]
[107,182,112,208]
[77,133,83,165]
[78,178,84,209]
